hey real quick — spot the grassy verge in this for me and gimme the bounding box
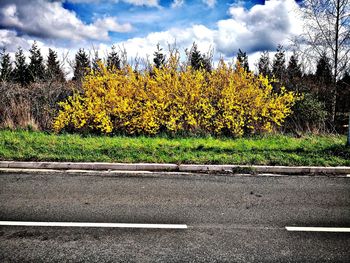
[0,130,349,166]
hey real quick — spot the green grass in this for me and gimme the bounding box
[0,130,349,166]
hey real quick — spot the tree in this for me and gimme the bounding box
[298,0,350,123]
[28,41,45,82]
[272,44,286,81]
[236,49,249,72]
[0,48,12,82]
[106,45,121,71]
[92,50,102,73]
[286,52,303,91]
[315,53,333,86]
[315,54,334,120]
[153,43,166,69]
[257,51,271,77]
[73,48,90,81]
[13,47,29,86]
[46,48,64,82]
[287,53,302,80]
[187,43,212,71]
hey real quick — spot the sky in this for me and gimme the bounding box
[0,0,304,74]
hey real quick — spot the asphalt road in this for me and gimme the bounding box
[0,172,349,262]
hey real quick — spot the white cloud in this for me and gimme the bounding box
[114,0,302,60]
[215,0,302,55]
[117,24,214,60]
[171,0,184,8]
[0,30,31,52]
[202,0,216,8]
[0,0,132,41]
[122,0,159,7]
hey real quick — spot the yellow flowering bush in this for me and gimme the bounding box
[54,57,297,136]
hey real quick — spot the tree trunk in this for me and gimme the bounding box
[331,0,341,125]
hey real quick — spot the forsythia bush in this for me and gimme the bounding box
[54,56,297,136]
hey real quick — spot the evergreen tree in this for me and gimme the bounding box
[188,43,211,71]
[287,53,302,79]
[106,45,121,71]
[28,41,45,82]
[0,48,12,82]
[315,53,334,121]
[272,44,286,81]
[257,51,270,77]
[46,48,64,82]
[315,53,333,86]
[92,50,102,73]
[236,49,249,72]
[153,44,166,69]
[13,47,29,86]
[286,53,302,91]
[73,48,90,81]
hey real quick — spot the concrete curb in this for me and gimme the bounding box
[0,161,350,175]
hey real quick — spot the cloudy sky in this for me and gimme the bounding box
[0,0,304,73]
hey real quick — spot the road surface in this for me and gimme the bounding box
[0,172,349,262]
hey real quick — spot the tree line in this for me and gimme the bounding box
[0,40,349,133]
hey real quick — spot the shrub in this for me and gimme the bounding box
[0,81,74,130]
[53,58,297,136]
[284,92,327,133]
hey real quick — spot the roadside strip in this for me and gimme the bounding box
[1,161,350,175]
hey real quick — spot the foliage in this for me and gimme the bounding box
[153,43,166,69]
[186,43,212,72]
[92,50,102,73]
[28,41,45,82]
[54,56,297,136]
[73,48,90,81]
[285,93,327,133]
[13,47,30,86]
[258,51,271,77]
[236,49,249,72]
[0,48,12,82]
[46,48,64,82]
[285,53,303,92]
[107,45,121,71]
[272,44,286,83]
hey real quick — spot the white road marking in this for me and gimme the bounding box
[286,226,350,232]
[0,221,187,229]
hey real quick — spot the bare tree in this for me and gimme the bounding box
[297,0,350,124]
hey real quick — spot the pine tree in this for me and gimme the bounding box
[106,45,121,71]
[286,52,303,91]
[13,47,29,86]
[46,48,64,82]
[316,53,333,86]
[315,53,334,122]
[287,53,302,79]
[92,50,102,73]
[153,44,166,69]
[73,48,90,81]
[28,41,45,82]
[257,51,270,77]
[188,43,211,71]
[272,44,286,81]
[0,48,12,82]
[236,49,249,72]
